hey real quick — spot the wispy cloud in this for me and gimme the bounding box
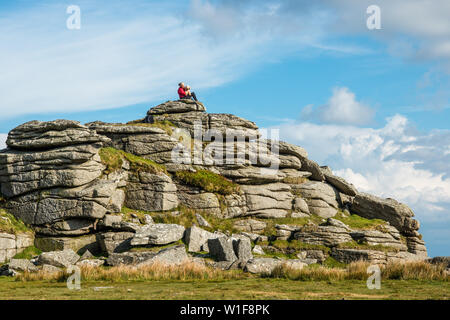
[300,87,375,125]
[0,0,369,119]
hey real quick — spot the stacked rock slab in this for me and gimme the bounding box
[0,100,428,266]
[0,232,34,263]
[0,120,126,240]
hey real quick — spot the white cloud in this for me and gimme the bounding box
[301,87,375,125]
[273,114,450,223]
[0,134,7,150]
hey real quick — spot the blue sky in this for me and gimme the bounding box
[0,0,449,256]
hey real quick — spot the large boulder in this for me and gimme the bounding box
[6,259,38,273]
[241,183,294,218]
[184,226,221,253]
[351,193,419,233]
[87,121,180,164]
[350,230,407,250]
[37,249,80,268]
[330,248,387,264]
[35,234,100,255]
[232,237,253,262]
[297,181,339,218]
[208,237,237,262]
[147,100,206,115]
[126,172,179,212]
[137,245,189,266]
[6,120,108,150]
[131,223,185,246]
[97,232,134,255]
[0,144,104,199]
[324,173,357,196]
[300,158,325,181]
[294,225,352,247]
[244,258,306,274]
[106,245,188,266]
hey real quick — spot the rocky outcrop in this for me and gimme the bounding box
[131,223,185,246]
[0,100,428,271]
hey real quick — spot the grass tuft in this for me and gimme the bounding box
[0,209,32,235]
[99,147,167,175]
[13,246,42,260]
[334,210,387,230]
[175,169,240,195]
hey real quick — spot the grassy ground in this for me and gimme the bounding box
[0,277,448,300]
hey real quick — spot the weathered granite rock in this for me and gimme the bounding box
[0,144,104,199]
[252,245,265,255]
[0,232,34,263]
[106,251,156,266]
[76,259,105,268]
[35,234,99,255]
[276,140,308,160]
[244,258,281,274]
[195,213,211,228]
[137,245,189,266]
[296,181,339,218]
[244,258,306,274]
[6,259,38,273]
[330,248,388,264]
[97,232,134,255]
[325,218,351,231]
[88,121,180,164]
[106,245,188,266]
[352,193,419,233]
[126,172,179,212]
[79,250,94,261]
[131,223,185,246]
[232,237,253,262]
[293,197,310,215]
[350,230,407,250]
[5,178,120,228]
[241,183,293,218]
[217,166,286,185]
[184,226,221,253]
[405,236,427,257]
[208,237,237,262]
[232,219,267,234]
[147,100,206,115]
[176,184,222,216]
[6,120,109,150]
[37,249,80,268]
[324,173,357,196]
[41,264,62,274]
[294,225,352,247]
[300,158,325,181]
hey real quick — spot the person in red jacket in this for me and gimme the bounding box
[178,82,198,101]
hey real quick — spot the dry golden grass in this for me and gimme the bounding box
[270,260,449,281]
[16,260,448,283]
[17,261,248,282]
